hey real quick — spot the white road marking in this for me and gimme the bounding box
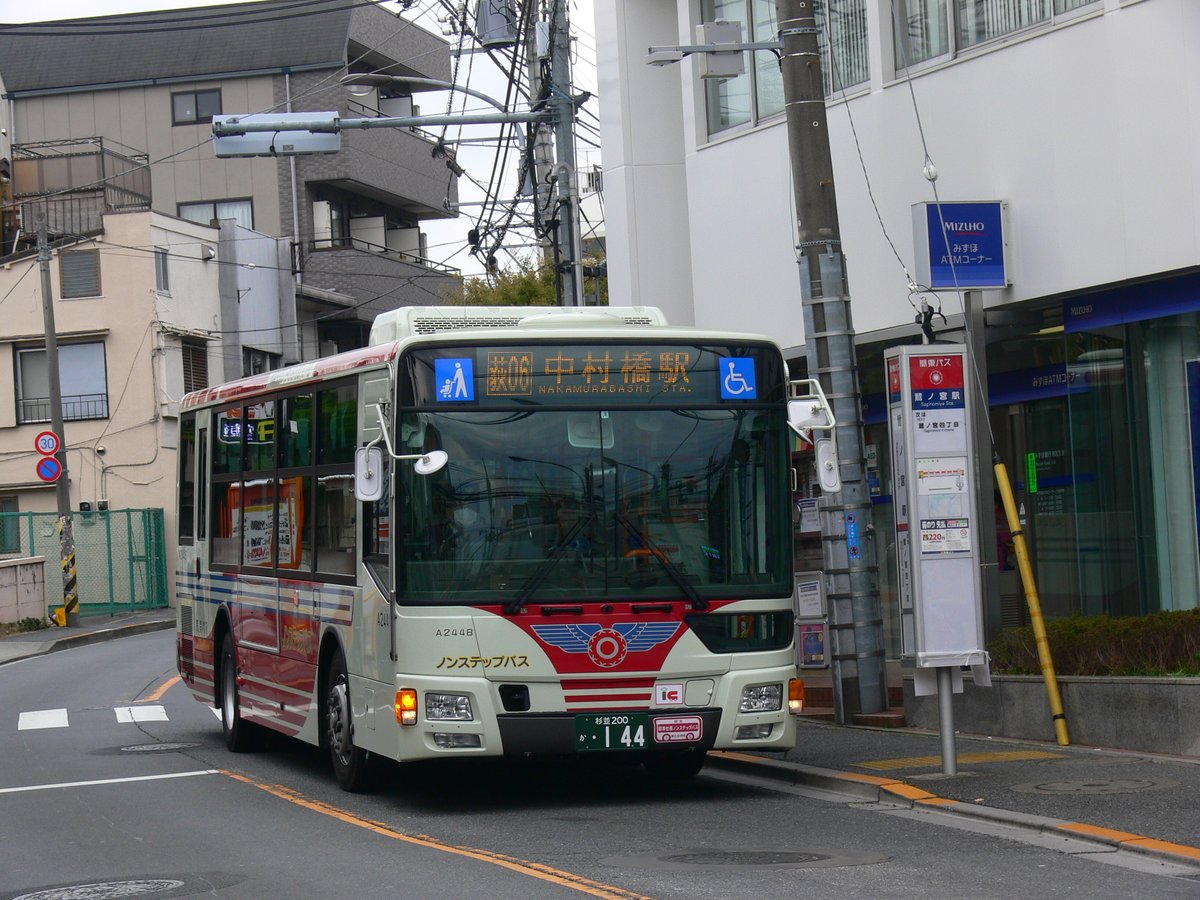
[17,708,69,730]
[0,770,220,795]
[211,707,222,719]
[115,705,169,723]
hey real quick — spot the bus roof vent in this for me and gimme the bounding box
[369,306,668,344]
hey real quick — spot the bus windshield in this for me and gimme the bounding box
[394,404,791,605]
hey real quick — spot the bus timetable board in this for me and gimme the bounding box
[884,344,990,691]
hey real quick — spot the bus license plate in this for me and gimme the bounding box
[575,713,649,751]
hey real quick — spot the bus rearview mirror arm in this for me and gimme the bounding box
[788,379,841,495]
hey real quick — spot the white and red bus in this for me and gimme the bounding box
[176,306,813,790]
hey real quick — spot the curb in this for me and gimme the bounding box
[0,616,175,664]
[707,750,1200,869]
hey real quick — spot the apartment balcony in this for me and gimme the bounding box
[302,237,462,320]
[10,138,150,246]
[296,120,458,220]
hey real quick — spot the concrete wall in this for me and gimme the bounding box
[905,674,1200,757]
[0,557,47,623]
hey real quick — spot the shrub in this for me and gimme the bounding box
[988,610,1200,677]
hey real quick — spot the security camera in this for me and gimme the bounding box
[95,445,106,456]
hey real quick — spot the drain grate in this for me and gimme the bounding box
[120,743,198,753]
[1011,778,1176,795]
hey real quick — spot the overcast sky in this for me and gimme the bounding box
[0,0,602,279]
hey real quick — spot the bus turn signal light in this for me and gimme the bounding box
[788,679,805,714]
[395,689,418,726]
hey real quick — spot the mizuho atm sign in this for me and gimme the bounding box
[912,201,1008,289]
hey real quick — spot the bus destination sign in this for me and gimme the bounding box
[412,344,777,407]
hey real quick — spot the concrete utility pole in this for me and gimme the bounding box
[548,0,584,307]
[36,215,80,626]
[776,0,887,719]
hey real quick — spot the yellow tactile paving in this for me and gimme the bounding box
[856,750,1065,771]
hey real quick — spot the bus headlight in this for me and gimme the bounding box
[426,693,473,721]
[739,683,783,713]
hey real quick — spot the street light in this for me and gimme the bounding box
[340,73,511,116]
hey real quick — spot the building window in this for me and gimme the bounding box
[701,1,868,137]
[16,342,109,423]
[59,250,101,299]
[154,247,170,294]
[178,199,253,230]
[243,348,279,378]
[172,88,222,125]
[182,340,208,394]
[893,0,1098,69]
[0,497,18,555]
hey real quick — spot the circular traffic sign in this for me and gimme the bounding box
[35,430,60,456]
[36,456,62,483]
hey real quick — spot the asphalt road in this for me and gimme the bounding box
[2,630,1198,899]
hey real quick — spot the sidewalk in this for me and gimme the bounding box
[3,610,1197,870]
[0,607,175,665]
[710,715,1200,869]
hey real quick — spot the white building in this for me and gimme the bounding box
[597,0,1200,641]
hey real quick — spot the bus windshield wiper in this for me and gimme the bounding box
[506,513,593,614]
[618,513,708,611]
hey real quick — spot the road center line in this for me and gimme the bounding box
[221,771,650,900]
[0,770,219,795]
[138,674,181,703]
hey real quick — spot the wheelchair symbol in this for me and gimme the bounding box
[720,359,756,400]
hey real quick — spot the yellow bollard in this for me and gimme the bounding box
[994,456,1070,746]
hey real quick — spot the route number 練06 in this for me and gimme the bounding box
[575,713,649,751]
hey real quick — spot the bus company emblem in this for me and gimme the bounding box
[532,623,680,669]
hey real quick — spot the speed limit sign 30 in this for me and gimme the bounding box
[35,431,61,456]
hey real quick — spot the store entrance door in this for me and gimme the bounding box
[991,396,1078,628]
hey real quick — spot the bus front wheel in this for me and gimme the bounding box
[220,634,258,753]
[326,652,373,792]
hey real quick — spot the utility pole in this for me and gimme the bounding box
[547,0,584,306]
[776,0,887,719]
[36,215,80,626]
[524,2,556,259]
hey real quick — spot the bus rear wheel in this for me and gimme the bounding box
[643,750,706,781]
[220,634,259,753]
[326,652,373,792]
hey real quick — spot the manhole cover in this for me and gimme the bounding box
[13,879,185,900]
[120,743,198,753]
[1011,778,1176,795]
[602,849,887,871]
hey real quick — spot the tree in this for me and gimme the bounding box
[439,252,608,307]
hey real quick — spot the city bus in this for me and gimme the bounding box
[175,306,819,790]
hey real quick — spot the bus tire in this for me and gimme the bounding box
[643,750,706,781]
[220,633,258,753]
[326,651,373,792]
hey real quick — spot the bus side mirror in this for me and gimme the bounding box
[355,446,384,502]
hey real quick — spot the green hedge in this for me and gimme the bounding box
[989,610,1200,677]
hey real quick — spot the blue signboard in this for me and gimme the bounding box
[916,201,1007,289]
[719,357,757,400]
[435,358,475,402]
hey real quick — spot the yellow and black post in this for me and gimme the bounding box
[37,214,80,627]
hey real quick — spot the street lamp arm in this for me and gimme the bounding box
[340,73,510,115]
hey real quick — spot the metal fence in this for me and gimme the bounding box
[0,509,167,613]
